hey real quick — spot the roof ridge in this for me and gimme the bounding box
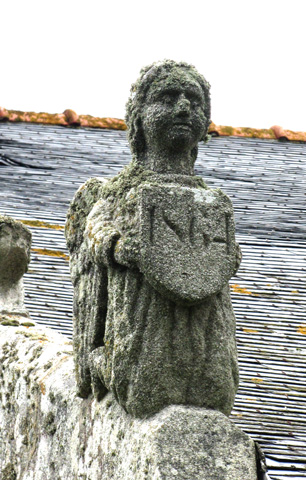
[209,122,306,142]
[0,108,127,131]
[1,107,305,142]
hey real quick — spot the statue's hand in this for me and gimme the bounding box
[85,221,120,267]
[113,236,140,268]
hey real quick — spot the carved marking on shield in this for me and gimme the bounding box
[212,213,230,254]
[149,206,155,244]
[140,186,237,303]
[149,205,231,253]
[163,213,185,242]
[189,216,195,244]
[203,231,210,248]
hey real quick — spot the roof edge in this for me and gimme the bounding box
[1,108,305,142]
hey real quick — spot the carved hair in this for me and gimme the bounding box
[125,59,211,161]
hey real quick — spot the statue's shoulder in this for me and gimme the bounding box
[65,163,146,252]
[198,183,233,209]
[73,177,108,204]
[65,177,108,253]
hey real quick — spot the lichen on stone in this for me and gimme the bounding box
[1,463,17,480]
[20,321,36,327]
[0,318,20,326]
[43,411,57,435]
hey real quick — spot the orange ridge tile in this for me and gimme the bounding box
[0,108,127,131]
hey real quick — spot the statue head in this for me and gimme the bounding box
[0,215,31,317]
[126,60,211,169]
[0,215,31,284]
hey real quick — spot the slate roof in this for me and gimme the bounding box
[0,121,305,479]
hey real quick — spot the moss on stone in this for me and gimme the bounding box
[1,340,19,364]
[49,391,56,403]
[1,463,17,480]
[18,330,48,343]
[20,321,36,327]
[43,411,57,435]
[0,319,20,326]
[20,415,30,435]
[0,314,25,326]
[44,360,53,370]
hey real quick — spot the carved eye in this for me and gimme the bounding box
[190,96,202,108]
[161,91,177,104]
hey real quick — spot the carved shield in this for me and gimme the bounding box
[139,184,237,304]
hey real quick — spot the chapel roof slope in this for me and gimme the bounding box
[0,121,305,479]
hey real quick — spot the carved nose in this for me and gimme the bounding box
[176,94,190,115]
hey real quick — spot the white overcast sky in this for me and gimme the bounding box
[2,0,306,131]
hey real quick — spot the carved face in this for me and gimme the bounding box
[141,69,207,154]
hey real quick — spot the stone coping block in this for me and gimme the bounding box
[0,323,257,480]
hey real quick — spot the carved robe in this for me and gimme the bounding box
[66,161,241,418]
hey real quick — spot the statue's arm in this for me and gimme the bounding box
[85,195,140,269]
[66,177,110,398]
[84,198,120,267]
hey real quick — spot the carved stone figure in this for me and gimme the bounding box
[66,60,242,418]
[0,215,31,318]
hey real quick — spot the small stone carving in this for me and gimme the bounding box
[0,215,31,318]
[66,60,242,418]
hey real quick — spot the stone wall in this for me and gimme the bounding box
[0,322,257,480]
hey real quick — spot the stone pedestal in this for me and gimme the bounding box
[139,406,257,480]
[0,323,258,480]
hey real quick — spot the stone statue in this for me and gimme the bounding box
[0,215,31,319]
[66,60,242,418]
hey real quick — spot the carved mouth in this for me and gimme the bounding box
[173,122,192,129]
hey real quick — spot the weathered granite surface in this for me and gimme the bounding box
[66,60,242,418]
[0,215,31,318]
[0,323,257,480]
